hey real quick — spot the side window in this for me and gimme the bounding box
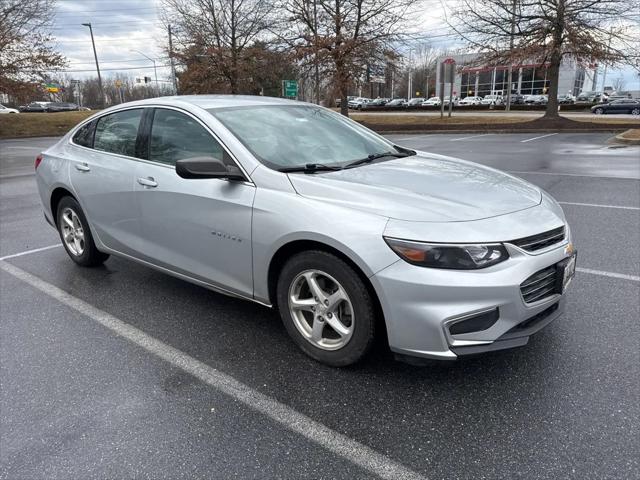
[94,109,143,157]
[149,109,226,166]
[72,120,96,148]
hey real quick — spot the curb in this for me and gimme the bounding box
[610,129,640,145]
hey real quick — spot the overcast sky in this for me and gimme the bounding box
[48,0,639,91]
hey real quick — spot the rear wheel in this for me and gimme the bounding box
[594,107,604,115]
[632,108,639,116]
[56,196,109,267]
[276,250,376,367]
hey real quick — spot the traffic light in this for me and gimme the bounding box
[144,76,152,84]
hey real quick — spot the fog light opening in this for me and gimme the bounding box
[449,308,500,335]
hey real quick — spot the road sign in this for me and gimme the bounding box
[282,80,298,98]
[115,79,123,88]
[70,79,81,85]
[441,58,456,84]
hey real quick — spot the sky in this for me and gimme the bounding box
[47,0,640,92]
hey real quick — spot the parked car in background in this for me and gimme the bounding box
[422,97,442,107]
[0,104,19,114]
[557,94,575,105]
[368,98,389,107]
[78,106,92,111]
[458,96,483,106]
[48,102,80,112]
[335,96,356,108]
[35,95,576,366]
[443,96,459,107]
[481,95,504,106]
[506,93,526,105]
[524,95,548,105]
[348,97,371,110]
[591,99,640,115]
[406,98,424,107]
[20,102,49,112]
[576,91,608,103]
[385,98,407,107]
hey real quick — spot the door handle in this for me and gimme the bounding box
[137,176,158,188]
[75,162,90,172]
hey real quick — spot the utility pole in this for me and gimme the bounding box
[82,23,104,107]
[168,25,179,94]
[313,0,320,104]
[407,48,414,101]
[601,28,613,92]
[505,0,517,111]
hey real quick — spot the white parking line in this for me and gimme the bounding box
[0,259,426,480]
[508,170,640,180]
[520,133,558,143]
[449,134,492,142]
[559,201,640,211]
[0,243,61,261]
[577,267,640,282]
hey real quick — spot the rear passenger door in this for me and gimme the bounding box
[134,107,255,297]
[69,108,144,256]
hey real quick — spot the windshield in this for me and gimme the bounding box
[209,105,401,171]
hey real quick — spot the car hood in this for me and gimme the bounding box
[288,153,542,222]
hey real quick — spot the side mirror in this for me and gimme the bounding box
[175,156,245,181]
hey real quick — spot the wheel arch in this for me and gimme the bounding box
[50,187,77,225]
[266,239,387,338]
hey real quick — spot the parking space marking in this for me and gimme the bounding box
[0,259,426,480]
[577,267,639,282]
[449,134,492,142]
[520,133,558,143]
[0,243,61,261]
[508,170,640,180]
[559,201,640,211]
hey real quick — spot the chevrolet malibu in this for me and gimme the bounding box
[35,96,576,366]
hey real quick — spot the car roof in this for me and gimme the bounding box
[120,94,308,110]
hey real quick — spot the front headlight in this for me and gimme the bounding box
[384,237,509,270]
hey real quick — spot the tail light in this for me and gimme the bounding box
[35,154,43,170]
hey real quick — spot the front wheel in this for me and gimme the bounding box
[276,251,376,367]
[594,108,604,115]
[56,196,109,267]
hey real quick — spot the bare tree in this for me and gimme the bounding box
[449,0,640,118]
[0,0,65,98]
[162,0,272,94]
[277,0,419,116]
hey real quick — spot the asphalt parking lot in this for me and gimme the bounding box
[1,133,639,479]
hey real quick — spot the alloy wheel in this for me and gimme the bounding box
[288,269,354,351]
[60,207,85,256]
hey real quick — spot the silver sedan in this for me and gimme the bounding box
[35,95,576,366]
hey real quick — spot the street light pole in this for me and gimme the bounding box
[130,49,160,96]
[407,48,414,101]
[82,23,104,107]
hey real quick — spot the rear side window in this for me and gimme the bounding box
[72,120,96,148]
[94,109,143,157]
[149,109,225,166]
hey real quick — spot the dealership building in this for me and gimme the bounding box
[435,53,598,98]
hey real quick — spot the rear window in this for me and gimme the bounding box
[93,109,143,157]
[72,120,96,148]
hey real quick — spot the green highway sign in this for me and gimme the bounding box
[282,80,298,98]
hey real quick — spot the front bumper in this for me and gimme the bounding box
[371,240,574,360]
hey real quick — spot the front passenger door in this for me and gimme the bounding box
[134,108,255,297]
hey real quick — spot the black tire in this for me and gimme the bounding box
[276,250,376,367]
[594,108,604,115]
[56,196,109,267]
[632,108,639,116]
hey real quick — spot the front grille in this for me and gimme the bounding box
[520,265,558,303]
[511,226,565,252]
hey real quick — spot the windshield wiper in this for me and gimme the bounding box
[279,163,343,173]
[344,148,416,169]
